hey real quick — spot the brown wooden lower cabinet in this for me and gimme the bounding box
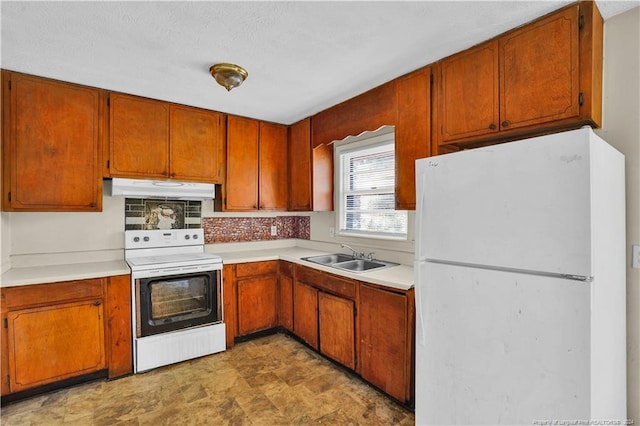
[224,261,414,405]
[278,261,294,331]
[106,274,133,379]
[294,265,357,369]
[7,300,106,393]
[225,260,279,344]
[318,292,356,369]
[0,275,133,397]
[359,283,414,403]
[222,264,237,348]
[237,273,278,335]
[293,279,319,349]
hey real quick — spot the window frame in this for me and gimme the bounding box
[333,127,408,241]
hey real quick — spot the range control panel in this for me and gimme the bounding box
[125,229,204,249]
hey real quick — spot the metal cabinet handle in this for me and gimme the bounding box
[502,121,510,127]
[489,123,496,130]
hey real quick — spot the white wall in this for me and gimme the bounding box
[1,214,11,273]
[2,190,125,268]
[596,5,640,421]
[308,211,414,266]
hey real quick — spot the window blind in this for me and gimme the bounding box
[339,141,407,239]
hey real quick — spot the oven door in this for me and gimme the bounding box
[136,270,222,337]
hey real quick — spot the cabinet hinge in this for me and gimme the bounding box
[430,73,434,85]
[106,159,110,169]
[106,96,110,107]
[578,14,584,30]
[7,192,10,202]
[353,306,357,316]
[7,80,11,90]
[3,318,7,328]
[578,92,584,106]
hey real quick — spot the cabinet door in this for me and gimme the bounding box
[359,284,409,402]
[225,116,259,211]
[288,118,312,211]
[312,143,334,212]
[499,5,579,130]
[319,292,355,370]
[395,67,431,210]
[293,280,318,349]
[237,275,278,336]
[258,122,288,210]
[110,93,169,178]
[439,40,499,144]
[3,72,102,211]
[170,106,225,183]
[6,300,106,392]
[279,262,294,331]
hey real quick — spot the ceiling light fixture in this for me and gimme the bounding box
[209,63,248,91]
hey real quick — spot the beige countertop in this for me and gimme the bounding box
[1,245,414,291]
[208,246,414,291]
[1,260,131,288]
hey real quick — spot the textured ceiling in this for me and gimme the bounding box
[1,1,638,125]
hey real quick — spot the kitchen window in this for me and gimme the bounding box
[335,128,408,240]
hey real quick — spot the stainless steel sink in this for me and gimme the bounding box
[302,254,398,273]
[331,259,396,272]
[302,253,354,265]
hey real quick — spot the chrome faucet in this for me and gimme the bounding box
[341,243,364,259]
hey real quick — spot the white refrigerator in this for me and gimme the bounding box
[414,127,626,425]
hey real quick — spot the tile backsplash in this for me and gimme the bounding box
[124,198,310,243]
[203,216,310,243]
[125,198,202,230]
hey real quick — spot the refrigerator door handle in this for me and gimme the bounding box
[426,258,592,283]
[415,168,428,260]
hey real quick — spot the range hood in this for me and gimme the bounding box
[110,178,216,200]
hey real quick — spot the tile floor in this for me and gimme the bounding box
[0,333,415,425]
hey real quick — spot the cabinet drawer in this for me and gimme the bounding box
[296,266,356,300]
[236,261,278,278]
[2,279,104,310]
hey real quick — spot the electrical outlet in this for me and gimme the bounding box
[633,245,640,269]
[329,227,335,238]
[270,225,277,236]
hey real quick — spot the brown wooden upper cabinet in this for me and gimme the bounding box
[2,72,104,212]
[170,105,225,183]
[288,118,312,211]
[259,121,288,210]
[395,67,432,210]
[109,93,225,183]
[437,40,500,144]
[435,2,602,150]
[223,116,287,211]
[312,81,397,148]
[287,117,333,212]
